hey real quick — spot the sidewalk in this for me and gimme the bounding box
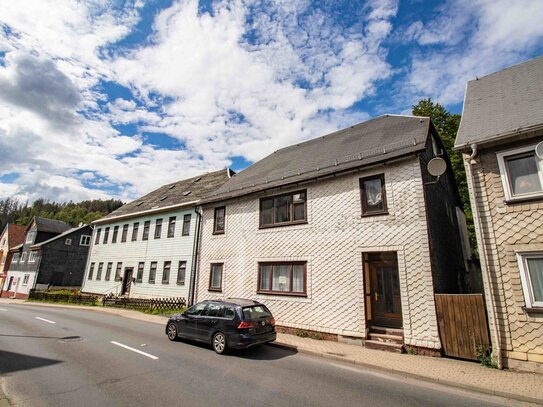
[2,298,542,405]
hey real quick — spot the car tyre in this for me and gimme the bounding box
[212,332,227,354]
[167,322,178,341]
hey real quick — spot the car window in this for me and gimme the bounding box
[242,305,272,320]
[186,303,206,316]
[204,303,222,317]
[223,307,235,319]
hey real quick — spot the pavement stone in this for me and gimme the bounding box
[2,298,542,405]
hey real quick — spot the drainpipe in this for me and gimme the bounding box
[188,205,203,307]
[466,143,503,368]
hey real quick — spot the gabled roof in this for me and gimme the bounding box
[455,55,543,149]
[29,225,90,250]
[202,115,431,203]
[96,169,233,223]
[6,224,26,249]
[33,217,71,234]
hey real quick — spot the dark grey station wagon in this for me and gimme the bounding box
[165,298,276,354]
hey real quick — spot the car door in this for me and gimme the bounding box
[178,302,206,339]
[196,303,223,341]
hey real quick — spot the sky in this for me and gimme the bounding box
[1,0,542,204]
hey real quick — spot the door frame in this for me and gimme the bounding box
[121,268,134,296]
[364,251,403,329]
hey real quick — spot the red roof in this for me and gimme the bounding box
[7,224,27,249]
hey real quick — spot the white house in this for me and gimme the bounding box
[195,115,470,354]
[82,169,232,300]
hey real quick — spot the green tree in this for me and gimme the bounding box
[412,98,477,258]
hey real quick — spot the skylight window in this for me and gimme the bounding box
[136,202,144,206]
[169,184,176,189]
[182,191,191,196]
[193,177,201,183]
[160,196,168,201]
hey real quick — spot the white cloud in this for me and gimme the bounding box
[0,0,397,203]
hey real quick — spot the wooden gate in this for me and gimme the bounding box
[434,294,490,361]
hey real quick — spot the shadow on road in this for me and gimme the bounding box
[230,344,297,361]
[0,334,62,339]
[0,350,62,374]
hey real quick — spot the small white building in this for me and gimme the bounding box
[81,169,232,300]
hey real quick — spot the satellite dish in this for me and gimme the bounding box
[535,141,543,160]
[427,157,447,177]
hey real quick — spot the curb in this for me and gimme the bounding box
[268,343,543,406]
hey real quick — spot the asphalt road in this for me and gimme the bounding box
[0,303,531,407]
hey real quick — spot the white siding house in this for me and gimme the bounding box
[82,169,232,300]
[196,115,468,354]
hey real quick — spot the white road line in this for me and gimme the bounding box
[110,341,159,360]
[35,316,56,324]
[0,308,7,312]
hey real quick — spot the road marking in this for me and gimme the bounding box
[0,308,7,312]
[110,341,159,360]
[35,317,56,324]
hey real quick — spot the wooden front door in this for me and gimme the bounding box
[368,252,402,328]
[121,268,133,296]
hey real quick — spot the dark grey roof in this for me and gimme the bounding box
[98,169,232,222]
[202,115,430,203]
[455,56,543,149]
[34,217,71,234]
[29,225,90,249]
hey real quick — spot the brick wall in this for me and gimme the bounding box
[197,156,442,350]
[465,134,543,369]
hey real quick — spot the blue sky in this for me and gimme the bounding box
[0,0,542,203]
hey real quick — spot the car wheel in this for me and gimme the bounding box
[212,332,227,354]
[167,323,178,341]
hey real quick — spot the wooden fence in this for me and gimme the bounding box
[29,290,98,305]
[434,294,490,361]
[102,296,187,313]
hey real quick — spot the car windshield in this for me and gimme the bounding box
[242,305,271,320]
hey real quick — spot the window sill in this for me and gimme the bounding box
[522,306,543,314]
[208,288,222,292]
[361,211,389,218]
[212,231,225,235]
[257,291,307,297]
[162,282,169,284]
[148,281,155,284]
[176,282,185,285]
[259,220,308,230]
[504,195,543,205]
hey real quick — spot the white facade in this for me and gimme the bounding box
[0,227,8,275]
[197,157,442,350]
[4,270,34,296]
[82,207,198,299]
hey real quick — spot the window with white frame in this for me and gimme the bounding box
[518,252,543,308]
[22,274,29,285]
[497,145,543,201]
[29,251,38,263]
[65,238,72,245]
[80,235,91,246]
[26,231,35,244]
[20,252,27,263]
[12,252,20,263]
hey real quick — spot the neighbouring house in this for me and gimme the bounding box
[0,224,27,293]
[454,56,543,372]
[195,114,470,354]
[81,169,232,300]
[1,217,78,298]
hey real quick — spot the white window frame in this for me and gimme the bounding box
[517,251,543,308]
[29,251,37,263]
[80,235,91,246]
[65,238,72,246]
[26,231,35,244]
[20,252,27,263]
[496,144,543,202]
[12,253,20,263]
[22,274,29,285]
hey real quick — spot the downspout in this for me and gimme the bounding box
[466,143,503,368]
[31,249,43,293]
[81,225,94,294]
[188,205,203,306]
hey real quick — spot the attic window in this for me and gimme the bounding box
[193,177,201,183]
[160,196,168,201]
[136,202,144,207]
[169,184,176,190]
[182,191,191,196]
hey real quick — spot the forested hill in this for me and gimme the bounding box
[0,197,124,232]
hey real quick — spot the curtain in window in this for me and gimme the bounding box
[365,178,383,206]
[507,154,542,195]
[274,196,291,223]
[260,265,271,290]
[272,265,290,291]
[527,258,543,302]
[292,265,304,292]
